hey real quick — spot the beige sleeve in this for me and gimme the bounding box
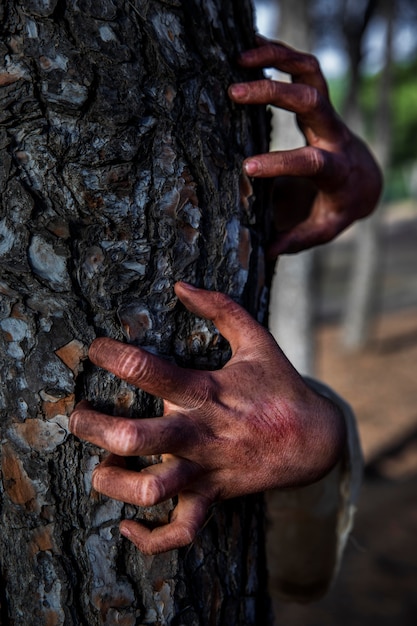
[265,378,363,604]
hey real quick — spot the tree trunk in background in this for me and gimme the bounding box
[261,1,316,621]
[340,0,378,134]
[267,0,316,376]
[341,0,394,350]
[0,1,271,624]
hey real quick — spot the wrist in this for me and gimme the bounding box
[277,385,346,489]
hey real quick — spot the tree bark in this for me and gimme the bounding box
[0,1,271,624]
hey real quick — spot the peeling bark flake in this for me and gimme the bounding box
[55,340,88,375]
[1,443,37,509]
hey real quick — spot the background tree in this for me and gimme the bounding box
[264,0,317,377]
[341,0,395,349]
[310,0,417,347]
[0,1,271,624]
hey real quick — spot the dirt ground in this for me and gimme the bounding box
[271,206,417,625]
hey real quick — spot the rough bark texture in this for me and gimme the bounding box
[0,1,271,624]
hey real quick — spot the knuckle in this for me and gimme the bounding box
[300,85,323,115]
[183,377,212,411]
[116,419,142,455]
[68,410,80,434]
[178,521,198,547]
[265,42,280,61]
[212,289,232,309]
[264,79,279,101]
[117,349,150,385]
[210,292,235,324]
[136,472,165,506]
[91,464,107,493]
[215,291,241,318]
[308,148,326,176]
[304,53,321,75]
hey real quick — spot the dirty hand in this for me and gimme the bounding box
[228,36,382,255]
[69,282,345,554]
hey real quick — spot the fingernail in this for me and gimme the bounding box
[244,160,260,176]
[229,83,248,98]
[178,281,199,291]
[239,49,256,61]
[68,411,79,434]
[120,525,131,539]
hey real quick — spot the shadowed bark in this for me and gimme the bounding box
[0,1,271,624]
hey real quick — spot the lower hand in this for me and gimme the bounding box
[69,282,345,554]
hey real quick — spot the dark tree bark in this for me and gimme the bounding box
[0,1,271,624]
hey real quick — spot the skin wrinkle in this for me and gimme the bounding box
[174,373,213,412]
[112,419,146,456]
[135,470,166,507]
[112,347,153,388]
[307,147,327,178]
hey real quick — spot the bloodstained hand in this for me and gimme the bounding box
[228,36,382,255]
[69,282,346,554]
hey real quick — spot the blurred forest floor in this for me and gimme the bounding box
[273,200,417,625]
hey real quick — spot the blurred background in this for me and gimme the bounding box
[254,1,417,624]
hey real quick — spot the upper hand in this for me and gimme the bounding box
[69,282,345,554]
[229,36,382,255]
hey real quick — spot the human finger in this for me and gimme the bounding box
[88,337,210,409]
[119,490,212,554]
[92,455,204,507]
[174,282,274,355]
[69,405,199,456]
[237,37,328,96]
[228,80,342,144]
[241,145,348,181]
[268,214,348,256]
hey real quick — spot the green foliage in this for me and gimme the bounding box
[390,60,417,167]
[329,58,417,201]
[327,76,348,115]
[359,58,417,169]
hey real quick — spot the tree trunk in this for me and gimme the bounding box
[0,1,271,624]
[340,0,378,132]
[341,0,394,350]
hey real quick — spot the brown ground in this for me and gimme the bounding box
[272,206,417,625]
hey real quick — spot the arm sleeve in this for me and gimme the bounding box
[265,378,363,603]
